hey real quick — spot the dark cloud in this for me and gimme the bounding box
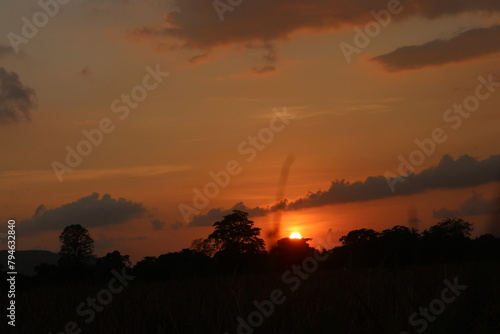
[18,193,147,235]
[433,193,500,218]
[168,221,184,230]
[188,202,267,227]
[288,154,500,210]
[130,0,500,71]
[261,44,278,63]
[0,45,14,58]
[0,67,37,124]
[188,52,210,65]
[151,219,166,230]
[185,154,500,226]
[372,25,500,72]
[250,43,279,74]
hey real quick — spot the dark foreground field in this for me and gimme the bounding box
[4,261,500,334]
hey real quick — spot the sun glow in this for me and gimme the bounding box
[290,232,302,239]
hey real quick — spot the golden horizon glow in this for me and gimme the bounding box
[290,232,302,239]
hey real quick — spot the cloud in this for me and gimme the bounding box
[250,43,279,74]
[129,0,500,70]
[0,67,37,124]
[251,65,277,75]
[433,193,500,218]
[168,221,184,230]
[288,154,500,210]
[188,202,267,227]
[133,0,500,47]
[0,164,193,183]
[188,52,210,65]
[185,154,500,226]
[17,193,147,235]
[0,45,14,58]
[151,219,166,230]
[372,25,500,72]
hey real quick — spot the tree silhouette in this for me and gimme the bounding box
[422,218,473,262]
[208,210,265,258]
[190,238,219,257]
[270,237,315,269]
[58,224,95,269]
[97,250,131,270]
[423,217,473,239]
[378,226,420,266]
[133,256,158,281]
[339,228,379,246]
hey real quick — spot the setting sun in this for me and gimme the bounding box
[290,232,302,239]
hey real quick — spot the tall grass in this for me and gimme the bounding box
[5,261,499,334]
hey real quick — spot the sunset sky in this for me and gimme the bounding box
[1,0,500,262]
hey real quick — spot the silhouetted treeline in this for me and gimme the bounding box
[2,214,500,288]
[326,219,500,268]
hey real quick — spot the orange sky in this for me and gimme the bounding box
[1,0,499,262]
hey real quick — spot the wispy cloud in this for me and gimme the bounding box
[0,165,192,182]
[433,193,500,218]
[185,154,500,226]
[151,219,167,230]
[0,44,15,58]
[0,67,37,124]
[372,25,500,72]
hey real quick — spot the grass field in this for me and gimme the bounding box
[5,260,499,334]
